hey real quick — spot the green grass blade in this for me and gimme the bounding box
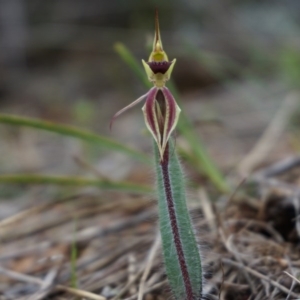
[0,175,152,194]
[114,43,230,193]
[114,43,151,88]
[0,114,150,164]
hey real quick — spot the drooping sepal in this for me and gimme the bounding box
[110,92,149,130]
[142,87,181,160]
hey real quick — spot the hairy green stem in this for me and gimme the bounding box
[155,141,202,300]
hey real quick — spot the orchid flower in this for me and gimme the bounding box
[111,10,181,160]
[112,11,204,300]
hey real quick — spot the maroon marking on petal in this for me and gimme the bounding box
[155,89,166,136]
[144,87,159,136]
[148,61,172,74]
[162,87,177,134]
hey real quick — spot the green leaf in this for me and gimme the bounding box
[155,141,202,299]
[0,175,152,194]
[0,114,150,164]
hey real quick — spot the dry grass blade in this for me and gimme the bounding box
[23,268,59,300]
[123,281,167,300]
[109,234,161,300]
[198,188,217,232]
[284,271,300,285]
[223,259,300,298]
[137,233,161,300]
[0,266,107,300]
[238,92,299,175]
[219,230,257,294]
[56,285,107,300]
[111,269,144,300]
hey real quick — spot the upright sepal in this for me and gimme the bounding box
[142,9,176,88]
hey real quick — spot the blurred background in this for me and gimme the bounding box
[0,0,300,217]
[1,1,300,299]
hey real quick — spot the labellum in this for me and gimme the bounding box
[142,87,180,160]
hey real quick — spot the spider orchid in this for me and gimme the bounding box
[110,10,181,160]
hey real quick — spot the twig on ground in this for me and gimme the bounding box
[128,254,138,295]
[0,266,107,300]
[198,188,217,232]
[238,93,299,175]
[24,268,59,300]
[111,269,144,300]
[219,230,257,294]
[254,156,300,179]
[284,271,300,285]
[224,219,284,243]
[223,259,300,298]
[123,281,167,300]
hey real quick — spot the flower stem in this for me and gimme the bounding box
[155,141,202,300]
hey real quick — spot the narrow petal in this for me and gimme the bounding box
[110,92,149,130]
[161,87,181,155]
[142,87,161,150]
[165,59,176,81]
[142,59,154,82]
